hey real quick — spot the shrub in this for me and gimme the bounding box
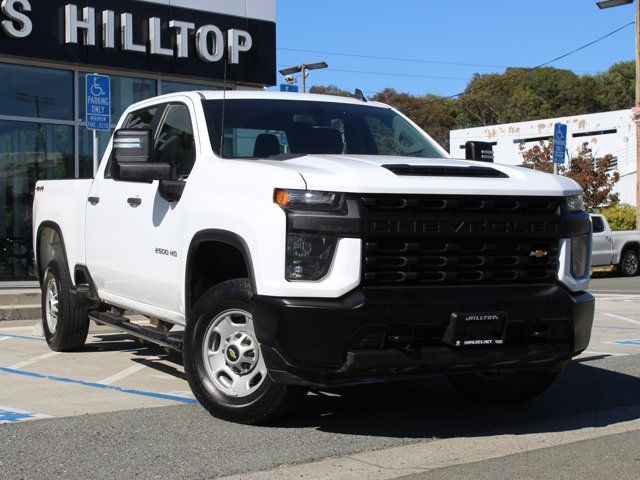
[595,204,636,231]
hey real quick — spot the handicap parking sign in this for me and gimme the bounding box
[86,74,111,131]
[553,123,567,164]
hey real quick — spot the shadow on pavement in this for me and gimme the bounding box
[272,357,640,439]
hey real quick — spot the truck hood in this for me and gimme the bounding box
[264,155,582,196]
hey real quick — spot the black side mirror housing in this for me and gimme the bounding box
[112,129,175,182]
[159,180,186,203]
[465,141,495,163]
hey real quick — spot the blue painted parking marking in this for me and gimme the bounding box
[614,340,640,347]
[0,367,197,404]
[0,406,51,424]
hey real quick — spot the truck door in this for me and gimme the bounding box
[591,215,614,266]
[85,101,197,317]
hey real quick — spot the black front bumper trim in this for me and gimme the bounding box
[252,285,594,387]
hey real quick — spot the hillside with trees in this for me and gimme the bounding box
[310,60,635,149]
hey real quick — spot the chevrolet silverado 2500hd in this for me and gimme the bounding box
[33,91,595,423]
[590,214,640,276]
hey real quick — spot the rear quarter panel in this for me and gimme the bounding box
[33,179,93,282]
[611,231,640,265]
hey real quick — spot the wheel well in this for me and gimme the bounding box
[621,242,640,258]
[187,241,250,315]
[36,224,68,285]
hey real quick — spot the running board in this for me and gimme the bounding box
[89,311,183,352]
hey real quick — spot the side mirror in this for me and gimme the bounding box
[465,141,494,163]
[112,129,175,182]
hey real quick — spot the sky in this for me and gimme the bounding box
[275,0,636,97]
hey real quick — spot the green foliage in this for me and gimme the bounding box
[595,204,637,231]
[310,60,635,137]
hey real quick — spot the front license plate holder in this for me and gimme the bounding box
[442,311,507,347]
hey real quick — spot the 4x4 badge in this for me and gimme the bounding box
[530,250,549,258]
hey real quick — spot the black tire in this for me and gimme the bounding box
[183,278,303,424]
[447,366,561,405]
[41,260,90,352]
[619,249,639,277]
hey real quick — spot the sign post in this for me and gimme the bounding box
[552,123,567,176]
[86,73,111,175]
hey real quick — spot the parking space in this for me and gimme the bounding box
[0,287,639,425]
[0,322,194,423]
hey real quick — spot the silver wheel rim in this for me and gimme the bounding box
[625,252,638,275]
[45,276,59,334]
[202,309,267,398]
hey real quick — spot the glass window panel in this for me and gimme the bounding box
[0,63,73,120]
[0,121,74,280]
[79,128,113,179]
[161,80,221,95]
[155,104,196,177]
[78,73,157,124]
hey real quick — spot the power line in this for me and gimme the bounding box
[424,21,635,104]
[276,64,470,81]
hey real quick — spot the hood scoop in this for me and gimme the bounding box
[382,164,509,178]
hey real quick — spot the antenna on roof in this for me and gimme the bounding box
[353,89,368,103]
[219,60,228,159]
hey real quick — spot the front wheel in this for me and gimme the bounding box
[183,278,303,424]
[620,249,639,277]
[41,260,90,352]
[447,366,562,405]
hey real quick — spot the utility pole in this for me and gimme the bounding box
[279,62,328,93]
[597,0,639,226]
[636,1,640,228]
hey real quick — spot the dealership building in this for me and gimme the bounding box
[450,109,636,208]
[0,0,276,284]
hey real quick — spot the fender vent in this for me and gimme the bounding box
[382,164,508,178]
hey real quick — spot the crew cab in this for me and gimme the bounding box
[33,91,595,423]
[591,214,640,277]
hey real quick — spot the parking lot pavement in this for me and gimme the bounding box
[0,287,639,479]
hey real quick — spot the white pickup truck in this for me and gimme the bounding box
[33,91,594,423]
[590,214,640,277]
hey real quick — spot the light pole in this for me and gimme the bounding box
[597,0,640,227]
[279,62,328,93]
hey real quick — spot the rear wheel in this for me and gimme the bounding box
[183,278,303,424]
[447,366,562,405]
[41,260,90,352]
[620,249,639,277]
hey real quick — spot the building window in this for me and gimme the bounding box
[0,121,74,281]
[0,63,73,121]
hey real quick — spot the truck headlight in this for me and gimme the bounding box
[572,234,589,278]
[286,234,337,281]
[566,195,584,212]
[275,189,345,211]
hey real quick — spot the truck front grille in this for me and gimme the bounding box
[364,238,560,286]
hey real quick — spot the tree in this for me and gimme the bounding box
[371,89,456,149]
[520,141,620,210]
[594,60,635,111]
[308,85,351,97]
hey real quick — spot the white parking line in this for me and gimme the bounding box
[97,364,147,386]
[0,337,10,342]
[601,312,640,327]
[7,351,60,369]
[580,350,629,357]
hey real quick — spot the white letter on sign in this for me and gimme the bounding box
[1,0,32,39]
[196,25,224,63]
[65,4,96,46]
[227,29,252,65]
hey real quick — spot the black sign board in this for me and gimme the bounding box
[0,0,276,86]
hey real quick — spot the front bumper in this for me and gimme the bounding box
[252,285,595,387]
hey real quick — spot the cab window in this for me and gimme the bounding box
[154,104,196,178]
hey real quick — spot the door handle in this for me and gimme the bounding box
[127,197,142,207]
[88,196,100,205]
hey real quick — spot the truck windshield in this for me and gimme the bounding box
[202,99,445,159]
